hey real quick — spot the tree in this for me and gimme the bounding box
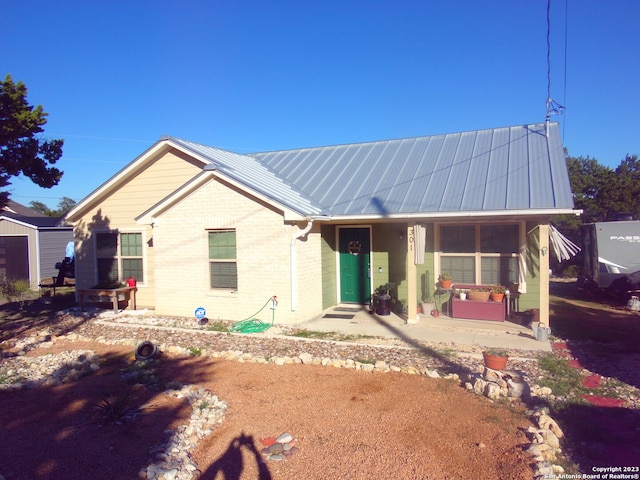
[612,154,640,220]
[28,200,51,215]
[29,196,76,217]
[0,74,64,209]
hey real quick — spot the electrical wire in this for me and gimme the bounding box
[546,0,566,122]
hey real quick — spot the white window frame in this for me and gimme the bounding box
[94,230,145,285]
[436,222,526,291]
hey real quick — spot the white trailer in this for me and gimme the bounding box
[582,220,640,297]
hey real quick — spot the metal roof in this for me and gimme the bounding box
[160,123,574,220]
[166,137,328,216]
[250,122,575,217]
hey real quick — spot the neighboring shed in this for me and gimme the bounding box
[0,200,74,289]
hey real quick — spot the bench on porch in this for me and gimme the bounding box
[78,287,137,314]
[450,284,506,322]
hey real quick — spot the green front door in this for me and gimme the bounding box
[339,227,371,304]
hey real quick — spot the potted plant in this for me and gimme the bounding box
[456,288,468,300]
[374,283,394,316]
[467,287,490,302]
[438,273,453,289]
[421,288,435,315]
[482,349,509,370]
[432,287,452,317]
[490,284,506,302]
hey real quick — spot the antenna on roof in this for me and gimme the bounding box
[545,0,566,136]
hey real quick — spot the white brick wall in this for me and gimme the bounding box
[153,177,324,324]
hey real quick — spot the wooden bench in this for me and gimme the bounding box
[450,284,506,322]
[78,287,137,314]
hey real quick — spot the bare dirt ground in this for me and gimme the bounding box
[0,297,534,480]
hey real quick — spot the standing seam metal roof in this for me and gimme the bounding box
[250,122,574,216]
[168,122,573,218]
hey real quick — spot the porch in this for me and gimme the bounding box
[299,305,551,352]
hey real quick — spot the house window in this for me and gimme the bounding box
[440,224,519,285]
[208,230,237,289]
[96,232,144,284]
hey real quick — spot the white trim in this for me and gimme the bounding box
[312,209,581,222]
[92,229,147,286]
[436,222,526,287]
[136,170,306,226]
[66,140,184,222]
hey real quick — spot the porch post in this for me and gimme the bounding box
[407,222,418,323]
[539,224,550,327]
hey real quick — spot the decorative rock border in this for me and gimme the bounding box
[463,366,568,479]
[142,386,227,480]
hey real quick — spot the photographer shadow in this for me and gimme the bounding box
[199,432,272,480]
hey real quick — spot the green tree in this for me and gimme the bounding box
[612,154,640,220]
[28,200,51,215]
[29,196,76,217]
[0,74,64,209]
[566,155,619,223]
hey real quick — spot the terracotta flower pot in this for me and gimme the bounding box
[490,293,505,302]
[482,351,508,370]
[439,279,452,289]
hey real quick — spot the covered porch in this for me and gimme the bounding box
[321,220,552,328]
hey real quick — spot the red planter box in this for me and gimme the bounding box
[450,284,506,321]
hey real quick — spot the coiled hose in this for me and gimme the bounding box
[230,296,277,333]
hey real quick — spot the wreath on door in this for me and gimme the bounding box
[348,240,362,256]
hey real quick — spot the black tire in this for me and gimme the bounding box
[135,341,158,361]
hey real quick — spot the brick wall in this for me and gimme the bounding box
[153,177,324,324]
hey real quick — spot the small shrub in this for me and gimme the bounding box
[562,265,581,278]
[91,391,139,425]
[0,276,30,302]
[189,347,202,357]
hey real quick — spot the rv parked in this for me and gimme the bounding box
[582,220,640,297]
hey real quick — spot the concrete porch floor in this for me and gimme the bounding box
[298,305,552,352]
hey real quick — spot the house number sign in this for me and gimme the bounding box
[348,240,362,256]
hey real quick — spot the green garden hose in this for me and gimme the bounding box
[230,296,277,333]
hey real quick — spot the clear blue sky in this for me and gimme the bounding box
[3,0,639,210]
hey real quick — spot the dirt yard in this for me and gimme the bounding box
[0,319,534,480]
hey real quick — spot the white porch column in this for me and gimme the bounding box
[539,224,550,327]
[407,222,418,323]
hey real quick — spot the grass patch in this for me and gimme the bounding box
[287,329,377,342]
[355,358,375,365]
[205,321,230,333]
[537,353,584,398]
[188,347,202,357]
[289,329,337,340]
[438,348,457,357]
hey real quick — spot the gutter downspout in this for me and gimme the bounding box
[290,219,314,311]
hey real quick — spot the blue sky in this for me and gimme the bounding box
[3,0,639,210]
